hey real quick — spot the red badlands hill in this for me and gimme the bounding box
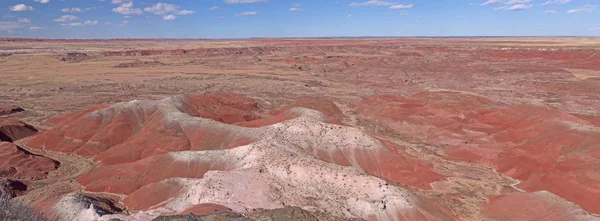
[27,93,450,221]
[0,118,38,143]
[0,142,59,181]
[356,91,600,216]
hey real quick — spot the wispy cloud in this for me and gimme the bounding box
[177,10,196,15]
[163,15,177,20]
[389,3,414,9]
[209,6,219,10]
[61,8,83,13]
[541,0,571,6]
[29,26,45,30]
[349,0,393,7]
[0,22,21,31]
[289,3,304,11]
[224,0,268,4]
[84,20,98,25]
[495,4,533,10]
[485,0,533,11]
[506,0,531,4]
[567,5,596,14]
[34,0,50,3]
[18,18,30,23]
[53,15,78,22]
[481,0,502,6]
[235,11,259,16]
[61,22,84,28]
[543,10,556,14]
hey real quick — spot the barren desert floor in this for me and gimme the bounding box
[1,37,600,221]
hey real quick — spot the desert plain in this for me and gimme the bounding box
[1,37,600,221]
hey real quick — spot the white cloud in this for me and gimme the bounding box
[481,0,502,6]
[144,3,178,15]
[588,27,600,31]
[29,26,45,30]
[10,4,35,12]
[177,10,196,15]
[84,20,98,25]
[61,22,84,27]
[506,0,531,4]
[224,0,268,4]
[209,6,219,10]
[567,5,596,14]
[163,15,177,20]
[495,4,533,10]
[400,11,409,16]
[144,3,196,16]
[53,15,78,22]
[34,0,50,3]
[112,1,143,15]
[61,7,83,13]
[349,0,393,7]
[346,14,353,18]
[289,7,303,11]
[389,3,414,9]
[0,22,21,31]
[18,18,30,23]
[543,10,556,14]
[124,15,131,18]
[541,0,571,6]
[293,3,302,7]
[236,11,259,16]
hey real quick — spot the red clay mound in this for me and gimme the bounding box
[78,150,244,196]
[0,105,24,116]
[0,142,59,180]
[484,191,598,221]
[0,118,38,142]
[27,94,260,165]
[28,94,450,220]
[179,93,261,124]
[236,98,344,127]
[356,92,600,215]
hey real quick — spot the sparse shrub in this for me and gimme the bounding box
[0,194,56,221]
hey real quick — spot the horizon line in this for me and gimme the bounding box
[1,35,599,41]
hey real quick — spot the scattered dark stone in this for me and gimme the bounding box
[58,52,89,62]
[252,206,318,221]
[152,212,251,221]
[114,60,165,68]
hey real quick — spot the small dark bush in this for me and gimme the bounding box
[0,194,56,221]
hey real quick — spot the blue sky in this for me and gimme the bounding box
[0,0,598,38]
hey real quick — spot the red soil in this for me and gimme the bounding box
[356,91,600,215]
[0,142,59,180]
[0,118,38,142]
[484,191,595,221]
[26,94,260,165]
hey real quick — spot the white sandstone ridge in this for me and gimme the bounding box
[47,95,436,221]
